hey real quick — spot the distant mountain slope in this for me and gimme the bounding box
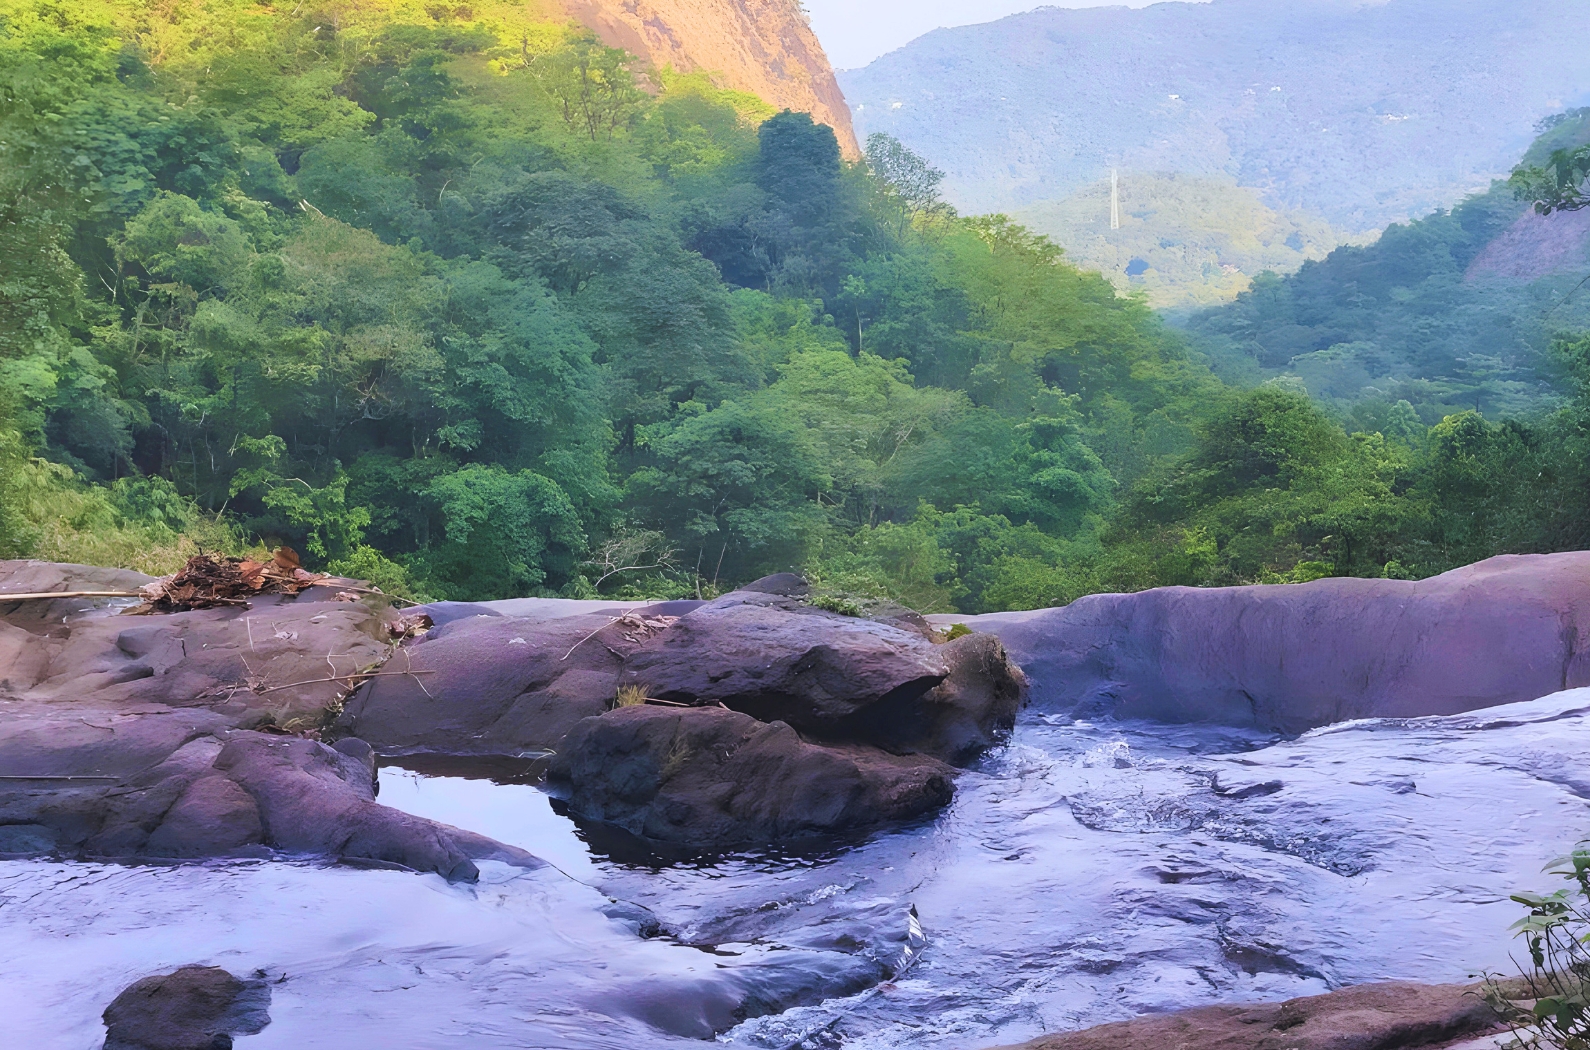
[840,0,1590,227]
[1015,173,1369,310]
[1184,110,1590,422]
[544,0,857,154]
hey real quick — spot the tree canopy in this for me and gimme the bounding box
[5,0,1590,613]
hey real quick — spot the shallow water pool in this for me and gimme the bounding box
[5,692,1589,1049]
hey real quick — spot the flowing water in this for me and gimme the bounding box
[5,690,1590,1049]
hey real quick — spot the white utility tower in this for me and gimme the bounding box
[1110,169,1120,230]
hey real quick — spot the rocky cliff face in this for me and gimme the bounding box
[542,0,857,156]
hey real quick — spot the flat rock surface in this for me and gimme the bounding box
[0,561,537,878]
[335,611,627,755]
[992,980,1499,1050]
[342,587,967,753]
[937,553,1590,731]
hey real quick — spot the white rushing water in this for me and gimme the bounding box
[4,690,1590,1049]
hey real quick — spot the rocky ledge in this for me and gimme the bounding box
[0,562,1023,870]
[947,552,1590,732]
[992,980,1509,1050]
[338,573,1026,853]
[0,560,539,879]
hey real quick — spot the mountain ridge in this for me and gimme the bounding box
[840,0,1590,227]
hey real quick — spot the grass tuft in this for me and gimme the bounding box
[614,683,650,708]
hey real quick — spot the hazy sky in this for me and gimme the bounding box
[804,0,1205,70]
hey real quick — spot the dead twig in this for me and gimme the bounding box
[0,775,120,781]
[563,616,623,660]
[400,648,434,699]
[0,591,144,600]
[321,580,424,607]
[252,670,436,694]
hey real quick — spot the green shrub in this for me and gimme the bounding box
[327,545,429,603]
[1485,842,1590,1048]
[808,592,863,617]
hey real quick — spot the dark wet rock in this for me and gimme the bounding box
[1211,773,1284,799]
[340,583,991,757]
[602,950,891,1039]
[552,705,955,853]
[102,964,270,1050]
[599,898,665,937]
[845,631,1027,765]
[335,612,626,755]
[0,701,536,878]
[615,585,951,733]
[603,976,746,1040]
[995,980,1501,1050]
[952,552,1590,732]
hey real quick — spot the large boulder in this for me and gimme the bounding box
[0,561,548,877]
[948,552,1590,732]
[333,611,629,755]
[991,980,1501,1050]
[0,559,154,628]
[617,589,952,732]
[102,965,270,1050]
[339,581,1014,764]
[0,561,1018,865]
[552,705,956,853]
[844,631,1027,765]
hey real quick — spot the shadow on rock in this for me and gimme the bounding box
[551,705,956,854]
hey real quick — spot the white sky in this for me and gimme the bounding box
[804,0,1205,70]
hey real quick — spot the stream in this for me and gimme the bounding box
[5,690,1590,1049]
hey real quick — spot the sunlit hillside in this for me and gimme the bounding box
[1015,173,1374,311]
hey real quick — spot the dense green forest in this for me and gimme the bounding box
[4,0,1590,612]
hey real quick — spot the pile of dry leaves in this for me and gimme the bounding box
[136,548,328,613]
